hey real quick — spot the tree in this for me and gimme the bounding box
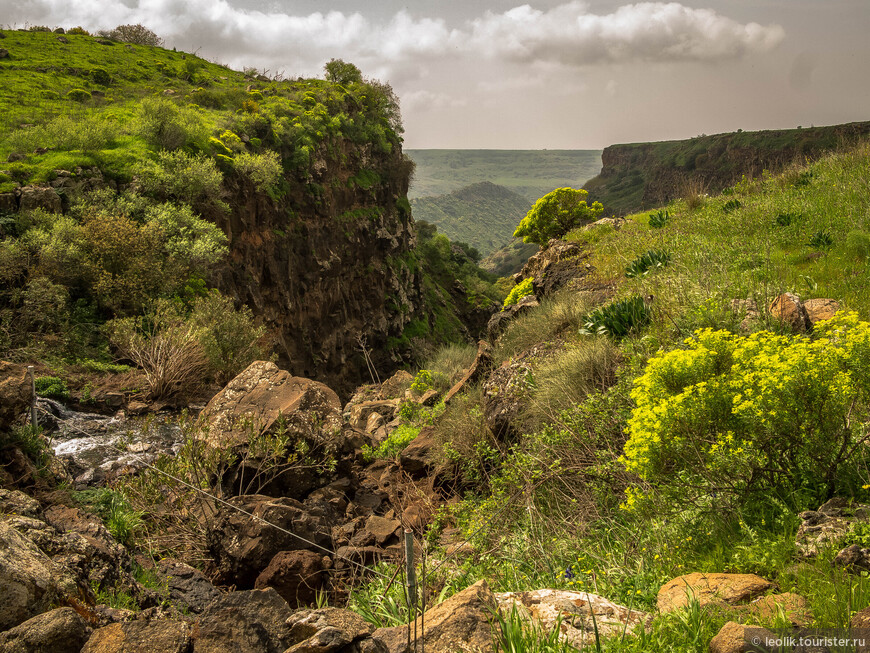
[102,24,163,46]
[513,187,604,246]
[324,59,363,86]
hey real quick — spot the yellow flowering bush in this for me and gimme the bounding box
[622,312,870,509]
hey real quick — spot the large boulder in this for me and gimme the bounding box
[18,186,62,214]
[495,589,651,648]
[795,497,870,557]
[0,361,31,431]
[657,573,774,613]
[482,357,535,439]
[373,580,496,653]
[206,495,332,588]
[254,550,327,608]
[0,489,41,518]
[0,521,82,630]
[192,588,293,653]
[285,607,380,653]
[0,607,91,653]
[520,239,591,299]
[157,559,221,614]
[804,298,840,325]
[768,292,812,333]
[709,621,776,653]
[82,620,191,653]
[399,426,438,474]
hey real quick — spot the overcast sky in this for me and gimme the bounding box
[7,0,870,148]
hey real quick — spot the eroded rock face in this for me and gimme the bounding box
[83,620,191,653]
[373,580,496,653]
[482,358,535,439]
[487,295,539,341]
[205,495,332,588]
[0,361,31,431]
[519,239,591,299]
[495,589,651,648]
[192,588,293,653]
[657,573,774,613]
[0,607,90,653]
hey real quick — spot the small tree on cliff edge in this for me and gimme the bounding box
[513,187,604,246]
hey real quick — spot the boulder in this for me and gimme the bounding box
[363,514,402,545]
[795,497,870,557]
[804,298,840,325]
[399,426,437,474]
[192,588,293,653]
[206,494,332,588]
[156,559,221,614]
[730,299,760,333]
[18,186,61,214]
[198,361,343,449]
[373,580,496,653]
[709,621,776,653]
[254,550,326,608]
[768,292,812,333]
[378,371,413,400]
[495,588,651,648]
[487,295,539,341]
[583,217,626,231]
[740,592,812,627]
[0,361,31,431]
[657,573,774,613]
[349,400,400,433]
[0,607,90,653]
[482,358,535,439]
[0,521,82,630]
[83,620,191,653]
[0,489,41,518]
[834,544,870,572]
[520,239,591,299]
[443,340,492,405]
[285,607,377,653]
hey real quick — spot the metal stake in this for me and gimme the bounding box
[27,366,37,428]
[405,529,417,607]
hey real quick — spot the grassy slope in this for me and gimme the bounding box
[410,181,531,257]
[480,238,539,276]
[406,149,602,201]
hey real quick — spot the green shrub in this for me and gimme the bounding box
[234,150,283,192]
[136,150,224,208]
[67,26,90,35]
[91,68,110,85]
[648,209,670,228]
[722,199,742,213]
[625,249,671,278]
[77,358,132,374]
[410,369,433,394]
[362,425,420,461]
[66,89,91,102]
[503,277,534,308]
[622,313,870,514]
[775,212,799,227]
[582,296,651,338]
[423,343,477,392]
[513,187,604,246]
[808,230,833,249]
[135,97,206,150]
[74,488,143,547]
[35,375,70,400]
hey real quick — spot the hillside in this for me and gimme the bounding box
[409,181,531,258]
[0,28,498,396]
[583,121,870,215]
[480,238,539,277]
[405,149,601,201]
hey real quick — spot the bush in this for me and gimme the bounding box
[35,375,69,400]
[66,89,91,102]
[234,150,283,192]
[582,296,651,338]
[410,369,433,394]
[625,249,671,278]
[622,313,870,513]
[513,187,604,246]
[722,199,742,213]
[808,230,833,249]
[361,425,420,461]
[423,343,477,392]
[503,277,534,308]
[91,68,110,85]
[135,97,206,151]
[102,24,163,46]
[136,150,224,208]
[648,209,670,228]
[67,26,90,35]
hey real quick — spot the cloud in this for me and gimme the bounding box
[467,2,785,65]
[11,0,784,77]
[402,90,468,112]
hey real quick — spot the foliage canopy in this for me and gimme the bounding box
[513,187,603,246]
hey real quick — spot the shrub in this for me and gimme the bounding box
[91,68,110,85]
[648,209,670,228]
[775,212,799,227]
[102,24,163,46]
[625,249,671,278]
[622,313,870,513]
[410,369,433,394]
[582,296,651,338]
[135,98,206,151]
[66,89,91,102]
[74,488,143,547]
[35,375,70,400]
[722,199,742,213]
[362,425,420,461]
[513,187,604,246]
[503,277,534,308]
[808,231,833,249]
[136,150,224,208]
[423,343,477,392]
[107,300,208,399]
[234,150,283,192]
[67,26,90,35]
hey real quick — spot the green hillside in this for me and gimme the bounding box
[406,149,601,201]
[480,238,539,277]
[410,181,531,257]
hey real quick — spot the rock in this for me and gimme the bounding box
[804,298,840,325]
[731,299,760,333]
[443,340,492,405]
[0,48,8,59]
[378,371,413,400]
[349,400,400,433]
[18,186,62,214]
[487,295,539,341]
[834,544,870,572]
[709,621,776,653]
[851,605,870,629]
[285,607,376,653]
[0,489,41,518]
[520,239,591,299]
[104,392,125,409]
[206,494,332,588]
[0,521,81,630]
[417,389,440,406]
[399,426,437,474]
[657,573,774,613]
[364,515,402,545]
[373,580,496,653]
[584,217,626,231]
[482,357,534,439]
[768,292,812,333]
[495,588,651,648]
[254,550,325,608]
[741,592,812,627]
[126,401,149,416]
[156,559,220,614]
[192,587,293,653]
[83,620,191,653]
[56,36,69,44]
[795,498,870,557]
[333,546,398,570]
[0,192,17,214]
[0,361,31,431]
[0,607,90,653]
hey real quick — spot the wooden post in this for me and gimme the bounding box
[404,529,417,608]
[26,365,37,428]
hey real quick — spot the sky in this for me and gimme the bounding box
[7,0,870,149]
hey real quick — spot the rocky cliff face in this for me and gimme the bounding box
[211,141,422,398]
[584,121,870,215]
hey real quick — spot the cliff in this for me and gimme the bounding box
[583,121,870,215]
